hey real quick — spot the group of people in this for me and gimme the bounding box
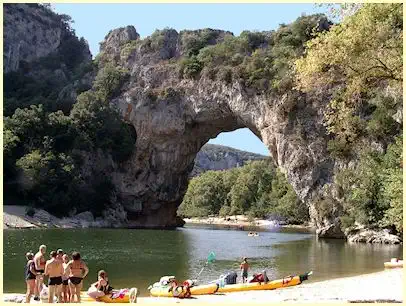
[25,245,89,303]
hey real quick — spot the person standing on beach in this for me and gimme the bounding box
[45,251,63,303]
[33,245,47,301]
[25,252,37,303]
[240,257,249,283]
[65,251,89,303]
[61,254,71,303]
[56,249,64,263]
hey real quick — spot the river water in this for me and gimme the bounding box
[3,224,402,296]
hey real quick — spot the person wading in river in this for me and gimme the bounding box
[33,245,47,301]
[25,252,37,303]
[65,251,89,303]
[240,257,249,283]
[45,251,63,303]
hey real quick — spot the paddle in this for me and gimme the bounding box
[195,252,216,280]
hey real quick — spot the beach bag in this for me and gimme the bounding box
[224,272,237,285]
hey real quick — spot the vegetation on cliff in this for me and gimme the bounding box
[178,160,309,224]
[295,4,403,234]
[3,3,402,236]
[4,4,136,217]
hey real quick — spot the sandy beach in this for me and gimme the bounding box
[3,269,403,303]
[183,215,313,230]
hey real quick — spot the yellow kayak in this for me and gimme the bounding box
[217,271,312,293]
[150,283,219,297]
[82,288,138,303]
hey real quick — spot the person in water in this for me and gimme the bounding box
[33,244,47,301]
[25,252,38,303]
[87,270,113,299]
[240,257,249,283]
[45,251,64,303]
[65,251,89,303]
[61,254,70,303]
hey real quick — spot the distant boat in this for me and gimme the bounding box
[248,232,259,237]
[384,258,403,269]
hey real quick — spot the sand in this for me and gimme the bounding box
[3,269,403,303]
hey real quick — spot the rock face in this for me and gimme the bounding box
[4,4,92,73]
[5,5,389,239]
[191,144,267,176]
[4,4,61,73]
[346,228,402,244]
[94,26,337,232]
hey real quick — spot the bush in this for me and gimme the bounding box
[26,206,35,217]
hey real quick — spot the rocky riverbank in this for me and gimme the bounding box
[3,269,403,303]
[3,205,127,229]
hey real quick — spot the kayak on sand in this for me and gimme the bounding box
[384,258,403,269]
[216,271,313,293]
[149,283,219,298]
[149,276,219,298]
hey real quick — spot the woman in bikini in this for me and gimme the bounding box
[87,270,113,300]
[64,252,89,303]
[61,254,70,303]
[25,252,38,303]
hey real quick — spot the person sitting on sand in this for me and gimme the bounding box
[33,244,47,301]
[45,251,64,303]
[25,252,38,303]
[61,254,70,303]
[65,251,89,303]
[87,270,113,299]
[240,257,249,283]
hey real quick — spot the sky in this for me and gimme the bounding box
[53,3,328,156]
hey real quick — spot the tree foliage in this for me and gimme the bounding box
[178,160,309,224]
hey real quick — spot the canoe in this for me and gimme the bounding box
[82,288,138,303]
[216,271,312,293]
[248,232,259,237]
[150,283,219,297]
[384,261,403,269]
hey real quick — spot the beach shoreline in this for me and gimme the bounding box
[183,215,314,231]
[3,269,403,303]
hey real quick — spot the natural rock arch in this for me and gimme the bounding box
[101,26,340,237]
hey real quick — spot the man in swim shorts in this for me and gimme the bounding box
[240,257,249,283]
[33,245,47,301]
[45,251,63,303]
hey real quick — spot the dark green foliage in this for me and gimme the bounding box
[180,29,222,56]
[335,136,403,234]
[4,6,135,217]
[93,64,129,101]
[179,56,203,79]
[178,160,309,224]
[176,14,332,95]
[25,206,35,217]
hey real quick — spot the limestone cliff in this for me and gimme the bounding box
[4,4,91,74]
[92,25,339,233]
[5,5,399,241]
[192,144,267,177]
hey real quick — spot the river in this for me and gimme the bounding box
[3,224,402,296]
